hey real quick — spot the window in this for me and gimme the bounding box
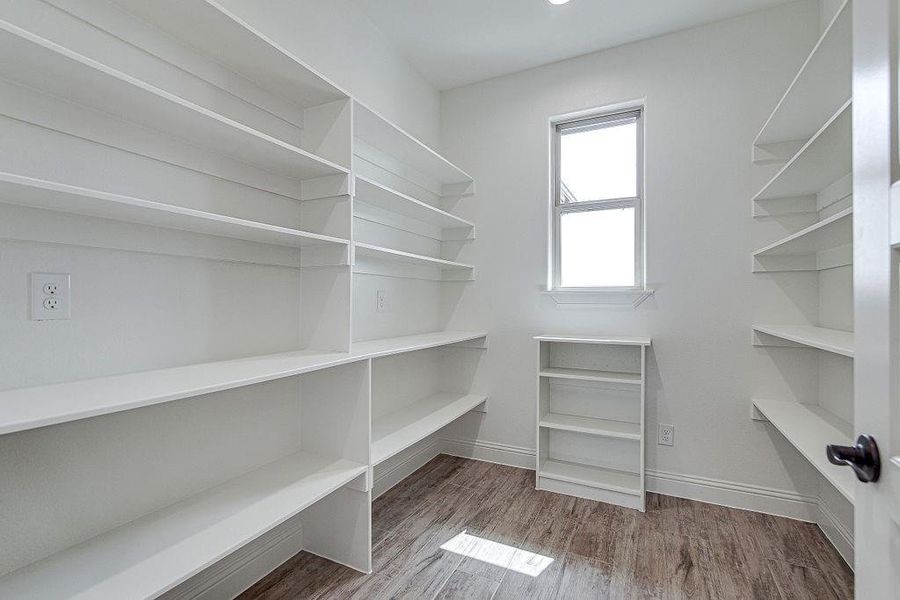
[551,108,644,290]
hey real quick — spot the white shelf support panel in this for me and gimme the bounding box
[752,398,855,504]
[0,19,347,182]
[752,0,851,163]
[0,451,368,599]
[752,324,854,358]
[372,393,488,465]
[0,331,487,437]
[535,334,650,511]
[752,207,852,272]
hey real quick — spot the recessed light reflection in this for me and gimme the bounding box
[440,531,554,577]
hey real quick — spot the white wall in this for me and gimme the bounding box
[440,0,832,515]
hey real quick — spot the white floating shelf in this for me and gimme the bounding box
[534,334,652,347]
[0,173,349,249]
[109,0,348,110]
[752,207,852,272]
[0,20,347,181]
[539,367,641,385]
[753,324,854,358]
[0,331,486,436]
[354,176,473,230]
[353,243,474,271]
[372,393,487,465]
[754,0,851,151]
[538,459,642,496]
[0,451,367,599]
[540,413,641,440]
[753,398,855,504]
[754,101,851,201]
[354,102,473,188]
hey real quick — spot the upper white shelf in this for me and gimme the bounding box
[0,331,487,436]
[754,208,852,257]
[372,392,487,465]
[539,367,641,385]
[539,413,641,441]
[753,101,853,200]
[109,0,348,110]
[354,102,473,187]
[0,172,349,249]
[754,101,851,202]
[754,0,851,149]
[753,398,855,504]
[354,243,474,271]
[753,324,854,358]
[0,451,366,599]
[0,20,347,181]
[354,176,474,230]
[534,334,652,347]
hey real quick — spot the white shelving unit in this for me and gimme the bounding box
[0,2,486,595]
[750,0,855,562]
[534,334,651,511]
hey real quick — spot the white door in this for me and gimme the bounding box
[847,0,900,597]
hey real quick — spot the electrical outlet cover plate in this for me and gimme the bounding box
[658,423,674,446]
[31,272,71,320]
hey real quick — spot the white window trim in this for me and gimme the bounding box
[547,105,651,306]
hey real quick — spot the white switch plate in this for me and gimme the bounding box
[31,272,71,320]
[658,423,674,446]
[376,290,388,313]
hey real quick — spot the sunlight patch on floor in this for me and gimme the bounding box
[440,531,554,577]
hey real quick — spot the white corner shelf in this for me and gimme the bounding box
[752,207,852,272]
[109,0,349,110]
[372,393,487,465]
[538,459,642,496]
[534,334,652,346]
[753,101,851,202]
[354,176,474,230]
[753,324,854,358]
[753,398,855,504]
[0,20,347,181]
[350,330,487,360]
[753,0,851,152]
[539,367,641,385]
[0,172,350,249]
[0,451,367,599]
[540,413,641,440]
[354,102,473,189]
[353,243,474,272]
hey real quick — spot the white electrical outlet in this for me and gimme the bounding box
[31,272,71,320]
[658,423,674,446]
[376,290,388,313]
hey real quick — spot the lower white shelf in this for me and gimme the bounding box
[539,413,641,440]
[0,451,367,599]
[753,398,855,504]
[753,324,854,358]
[372,392,487,465]
[538,459,642,496]
[539,367,640,385]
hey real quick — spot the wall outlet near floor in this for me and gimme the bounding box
[658,423,674,446]
[376,289,388,313]
[31,272,71,320]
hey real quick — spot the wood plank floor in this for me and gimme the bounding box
[239,455,853,600]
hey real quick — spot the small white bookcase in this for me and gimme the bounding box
[534,334,651,511]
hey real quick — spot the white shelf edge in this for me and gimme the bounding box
[353,175,474,230]
[538,459,642,496]
[353,242,474,270]
[539,367,641,385]
[539,413,641,440]
[753,207,852,256]
[534,334,651,346]
[753,324,854,358]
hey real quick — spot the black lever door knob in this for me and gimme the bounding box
[826,434,881,483]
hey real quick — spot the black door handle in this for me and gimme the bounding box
[826,434,881,483]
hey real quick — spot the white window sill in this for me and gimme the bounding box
[543,288,655,307]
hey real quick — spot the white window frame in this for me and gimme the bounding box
[550,107,645,292]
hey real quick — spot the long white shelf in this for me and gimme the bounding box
[0,331,486,436]
[354,102,473,187]
[753,398,855,504]
[354,243,474,271]
[109,0,349,110]
[539,367,641,385]
[754,101,851,201]
[754,0,851,149]
[538,459,642,496]
[0,172,349,249]
[0,451,366,599]
[0,20,347,181]
[540,413,641,440]
[372,393,487,465]
[753,208,852,258]
[753,324,854,358]
[354,176,474,230]
[534,334,652,346]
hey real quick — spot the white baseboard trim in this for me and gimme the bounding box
[440,437,535,469]
[162,518,304,600]
[817,500,854,567]
[373,438,442,499]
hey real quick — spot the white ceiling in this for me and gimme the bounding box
[351,0,795,90]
